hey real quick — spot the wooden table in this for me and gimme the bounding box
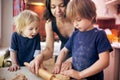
[0,58,70,80]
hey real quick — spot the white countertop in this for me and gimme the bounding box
[111,42,120,49]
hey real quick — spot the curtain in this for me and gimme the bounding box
[13,0,27,16]
[13,0,27,31]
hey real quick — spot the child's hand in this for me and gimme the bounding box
[52,63,61,74]
[61,69,81,80]
[8,64,20,71]
[60,61,72,72]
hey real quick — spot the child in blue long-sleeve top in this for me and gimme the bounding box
[8,10,41,71]
[53,0,113,80]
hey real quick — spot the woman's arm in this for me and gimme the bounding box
[41,21,55,60]
[53,47,69,74]
[28,21,55,74]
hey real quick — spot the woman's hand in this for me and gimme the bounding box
[60,57,72,72]
[60,61,72,72]
[28,54,44,75]
[8,64,20,71]
[52,63,61,74]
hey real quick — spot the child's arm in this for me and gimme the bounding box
[79,51,109,79]
[61,51,110,79]
[52,47,69,74]
[8,51,20,71]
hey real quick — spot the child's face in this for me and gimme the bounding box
[50,0,66,20]
[73,16,93,31]
[22,22,39,38]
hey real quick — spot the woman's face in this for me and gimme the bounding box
[50,0,66,20]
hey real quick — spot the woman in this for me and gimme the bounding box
[28,0,74,75]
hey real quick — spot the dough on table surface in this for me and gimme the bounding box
[12,74,27,80]
[43,58,70,80]
[55,74,70,80]
[0,78,5,80]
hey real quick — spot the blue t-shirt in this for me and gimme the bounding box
[9,32,41,66]
[65,28,113,80]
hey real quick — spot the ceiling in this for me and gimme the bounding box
[27,0,45,5]
[28,0,45,3]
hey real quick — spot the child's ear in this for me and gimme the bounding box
[92,16,96,23]
[92,16,95,20]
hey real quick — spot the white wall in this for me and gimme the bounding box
[92,0,107,17]
[92,0,117,18]
[0,0,13,47]
[0,0,1,44]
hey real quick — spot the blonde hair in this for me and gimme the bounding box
[14,10,40,34]
[66,0,96,23]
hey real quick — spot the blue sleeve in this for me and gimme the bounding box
[65,31,75,51]
[9,32,18,52]
[96,30,113,53]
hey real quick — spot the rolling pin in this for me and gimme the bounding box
[24,62,59,80]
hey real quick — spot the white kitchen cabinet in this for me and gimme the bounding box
[104,48,120,80]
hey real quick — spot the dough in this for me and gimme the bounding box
[12,74,27,80]
[0,78,5,80]
[43,58,70,80]
[55,74,70,80]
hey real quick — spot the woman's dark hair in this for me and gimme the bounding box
[42,0,70,21]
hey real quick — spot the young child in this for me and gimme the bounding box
[53,0,113,80]
[8,10,41,71]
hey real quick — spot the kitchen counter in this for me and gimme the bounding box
[0,67,43,80]
[104,47,120,80]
